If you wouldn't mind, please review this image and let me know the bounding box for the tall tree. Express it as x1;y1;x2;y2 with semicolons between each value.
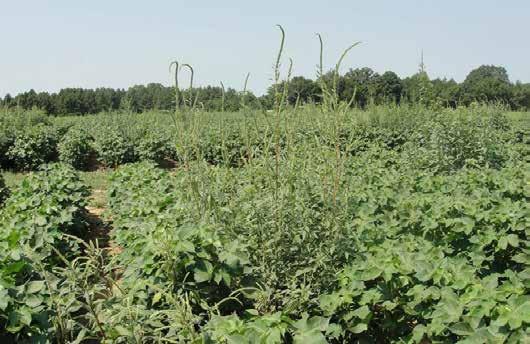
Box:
432;78;460;108
287;76;320;105
374;71;402;104
511;82;530;110
461;65;512;105
342;67;379;108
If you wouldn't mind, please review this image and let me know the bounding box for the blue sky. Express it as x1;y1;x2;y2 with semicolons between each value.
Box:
1;0;529;96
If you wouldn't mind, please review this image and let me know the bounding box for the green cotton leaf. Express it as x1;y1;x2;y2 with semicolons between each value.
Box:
59;210;72;223
449;322;474;336
461;216;475;233
412;324;426;343
245;309;259;316
319;293;342;314
349;322;368;334
193;260;214;283
194;269;212;283
506;301;530;330
440;290;464;322
176;240;195;253
414;261;434;282
34;215;48;227
351;305;370;319
151;292;162;306
226;335;248;344
221;270;232;286
462;327;504;343
382;301;397;311
0;288;9;311
24;294;43;308
71;328;87;344
307;316;329;331
325;323;343;339
292;332;327;344
360;268;382;281
519;302;530;323
506;234;519;248
263;327;283;344
292;314;330;343
445;301;463;320
115;325;132;336
219;249;249;269
512;252;530;264
25;280;45;294
214;272;223;284
17;308;33;326
497;236;508;250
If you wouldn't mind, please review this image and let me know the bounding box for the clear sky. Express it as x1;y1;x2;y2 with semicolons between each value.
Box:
1;0;529;97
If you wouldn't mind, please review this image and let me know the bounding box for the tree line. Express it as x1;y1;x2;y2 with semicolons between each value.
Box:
2;65;529;115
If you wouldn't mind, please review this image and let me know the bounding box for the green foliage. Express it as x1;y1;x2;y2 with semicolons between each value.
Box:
432;78;461;107
406;109;511;172
92;135;526;342
0;135;12;169
2;82;262;115
108;163;251;302
58;127;95;170
268;76;320;106
5;63;530;114
135;130;173;164
93;128;135;167
375;71;403;104
0;110;50;169
0;174;8;205
1;22;528;342
402;71;434;105
320;236;529;343
342;67;379;107
6;124;58;171
462;65;513;106
511;82;530;110
204;312;337;343
0;164;89;339
0;104;528;342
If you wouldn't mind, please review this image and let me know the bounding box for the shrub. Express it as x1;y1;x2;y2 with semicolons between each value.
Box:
408;111;509;172
6;124;58;171
0;109;50;129
58;128;95;170
0;135;14;169
93;129;135;168
0;174;8;204
0;110;52;170
135;130;172;164
201;128;247;166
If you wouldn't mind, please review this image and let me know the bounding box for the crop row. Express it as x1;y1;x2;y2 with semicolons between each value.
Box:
5;156;528;341
0;164;90;341
1;105;527;173
98;142;529;342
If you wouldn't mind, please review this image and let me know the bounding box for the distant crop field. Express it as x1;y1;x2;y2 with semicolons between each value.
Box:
505;110;530;121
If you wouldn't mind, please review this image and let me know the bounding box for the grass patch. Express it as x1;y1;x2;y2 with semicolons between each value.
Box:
2;169;110;191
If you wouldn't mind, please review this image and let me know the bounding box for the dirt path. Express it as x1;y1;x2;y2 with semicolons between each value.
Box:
85;189;122;255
